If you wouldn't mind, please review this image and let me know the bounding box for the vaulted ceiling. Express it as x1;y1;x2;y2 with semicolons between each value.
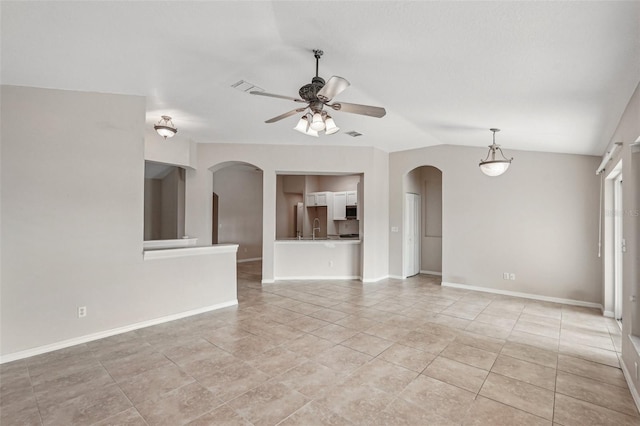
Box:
2;1;639;155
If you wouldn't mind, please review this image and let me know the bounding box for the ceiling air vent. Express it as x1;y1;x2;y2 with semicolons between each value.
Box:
345;131;363;137
231;80;264;93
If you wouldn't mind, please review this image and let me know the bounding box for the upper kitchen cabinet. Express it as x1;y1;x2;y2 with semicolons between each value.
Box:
306;191;330;207
333;192;347;220
333;191;358;220
346;191;358;206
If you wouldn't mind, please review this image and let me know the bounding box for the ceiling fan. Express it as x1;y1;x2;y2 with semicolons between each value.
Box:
250;49;386;136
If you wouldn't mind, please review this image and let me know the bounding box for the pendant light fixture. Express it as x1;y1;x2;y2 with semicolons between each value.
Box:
154;115;178;139
479;128;513;176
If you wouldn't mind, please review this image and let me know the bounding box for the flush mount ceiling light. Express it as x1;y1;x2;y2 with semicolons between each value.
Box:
479;128;513;177
154;115;177;139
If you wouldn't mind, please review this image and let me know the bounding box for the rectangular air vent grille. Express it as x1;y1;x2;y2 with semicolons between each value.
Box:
231;80;264;93
345;131;363;137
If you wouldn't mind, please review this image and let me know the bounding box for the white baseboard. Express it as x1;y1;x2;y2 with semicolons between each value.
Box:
441;281;603;310
390;274;441;280
620;358;640;413
237;257;262;264
603;310;615;318
274;275;360;281
0;299;238;364
265;275;390;284
362;275;390;283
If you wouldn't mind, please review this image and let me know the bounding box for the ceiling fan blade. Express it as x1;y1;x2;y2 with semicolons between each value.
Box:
250;91;306;103
265;107;308;123
317;76;350;102
328;102;386;118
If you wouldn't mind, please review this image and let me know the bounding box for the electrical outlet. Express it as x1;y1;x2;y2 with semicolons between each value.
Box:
503;272;509;280
509;273;516;280
77;306;87;318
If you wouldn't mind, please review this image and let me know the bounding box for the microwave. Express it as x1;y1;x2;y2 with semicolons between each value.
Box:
345;205;357;219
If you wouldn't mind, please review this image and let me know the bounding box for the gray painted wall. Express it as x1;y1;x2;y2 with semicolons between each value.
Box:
212;166;263;261
1;86;237;357
421;166;443;273
390;145;602;303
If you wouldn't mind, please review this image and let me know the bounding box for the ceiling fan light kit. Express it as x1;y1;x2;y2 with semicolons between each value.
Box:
479;128;513;177
154;115;178;139
324;115;340;135
251;49;386;137
293;114;319;137
310;112;325;131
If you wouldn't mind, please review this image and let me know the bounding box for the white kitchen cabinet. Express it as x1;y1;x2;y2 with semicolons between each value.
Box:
346;191;357;205
316;192;328;206
305;194;316;207
333;192;347;220
306;192;329;207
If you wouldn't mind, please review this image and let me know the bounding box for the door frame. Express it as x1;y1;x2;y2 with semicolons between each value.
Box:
603;160;623;321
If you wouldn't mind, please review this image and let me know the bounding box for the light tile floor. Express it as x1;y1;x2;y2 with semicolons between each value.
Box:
1;261;638;425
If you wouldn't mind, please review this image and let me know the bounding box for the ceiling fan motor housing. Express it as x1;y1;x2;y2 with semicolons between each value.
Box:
299;76;325;102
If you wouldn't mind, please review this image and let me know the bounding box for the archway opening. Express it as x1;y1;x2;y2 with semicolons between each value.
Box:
403;165;443;279
211;162;264;282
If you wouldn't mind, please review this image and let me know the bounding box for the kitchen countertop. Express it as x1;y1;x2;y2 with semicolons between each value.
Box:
275;237;360;243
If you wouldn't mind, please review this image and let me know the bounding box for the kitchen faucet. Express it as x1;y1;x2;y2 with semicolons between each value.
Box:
312;217;321;240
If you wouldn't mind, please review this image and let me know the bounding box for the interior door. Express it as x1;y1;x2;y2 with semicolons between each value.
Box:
404;193;421;277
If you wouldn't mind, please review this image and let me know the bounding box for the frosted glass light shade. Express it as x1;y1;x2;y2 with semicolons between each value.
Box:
324;116;339;135
479;160;510;176
154;115;177;139
293;116;318;137
155;126;177;138
479;129;513;176
310;112;325;131
294;116;309;134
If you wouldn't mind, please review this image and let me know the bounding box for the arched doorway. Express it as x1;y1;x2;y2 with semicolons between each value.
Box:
211;162;264;281
403;165;443;278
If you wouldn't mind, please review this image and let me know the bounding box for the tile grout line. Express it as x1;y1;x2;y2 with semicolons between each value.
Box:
25;363;46;426
473;302;519;403
96;350;150;426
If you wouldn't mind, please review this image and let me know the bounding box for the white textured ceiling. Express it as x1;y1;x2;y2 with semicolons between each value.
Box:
2;1;639;155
